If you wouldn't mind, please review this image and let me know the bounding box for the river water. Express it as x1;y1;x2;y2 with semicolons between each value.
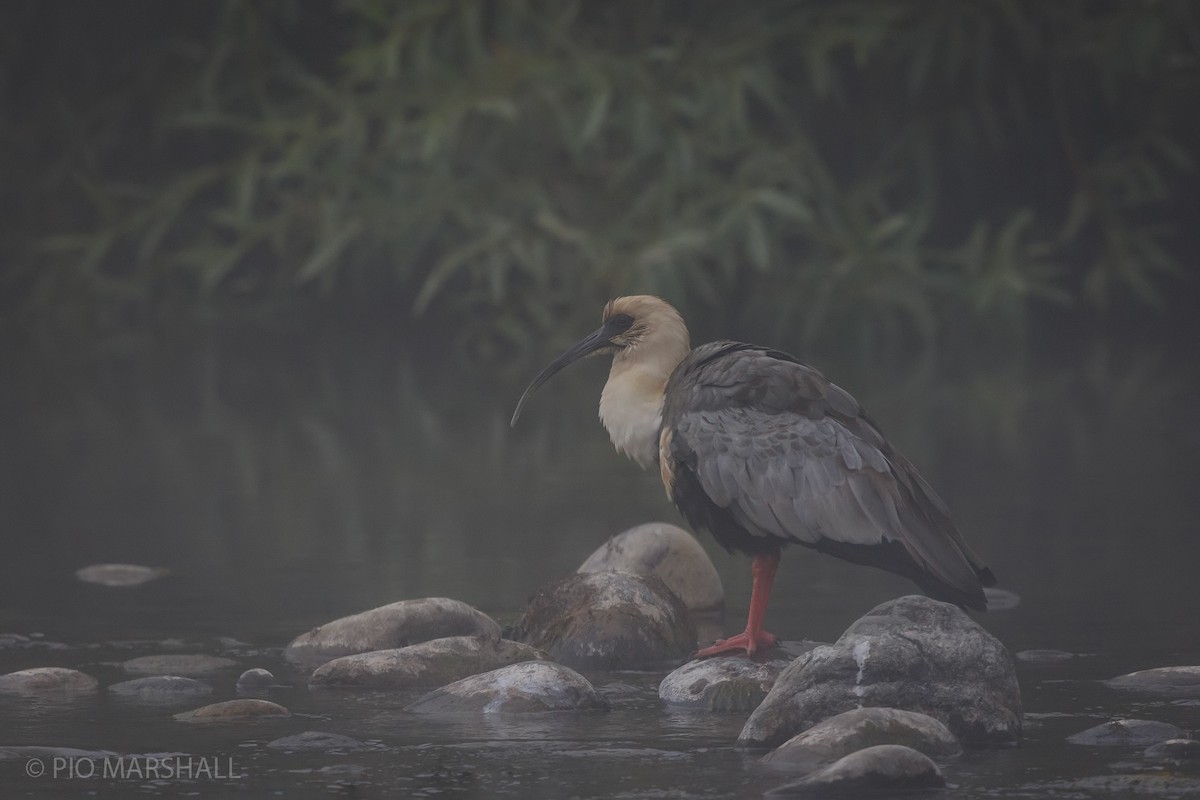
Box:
1;319;1198;797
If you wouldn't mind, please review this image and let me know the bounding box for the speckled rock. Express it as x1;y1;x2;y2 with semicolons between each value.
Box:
1067;719;1185;746
740;595;1021;748
236;668;274;692
174;699;291;722
267;731;366;752
284;598;501;666
513;571;696;670
1108;665;1200;693
762;708;962;770
0;667;98;693
107;676;213;702
405;661;606;713
120;654;238;677
310;636;545;689
578;522;724;612
659;654;792;711
75;563;168;587
765;744;945;796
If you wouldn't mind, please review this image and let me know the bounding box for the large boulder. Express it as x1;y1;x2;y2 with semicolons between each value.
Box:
0;667;98;693
513;571;696;670
659;654;793;712
284;598;501;666
1107;665;1200;693
740;595;1021;748
761;708;962;771
405;661;606;714
578;522;724;612
310;636;546;689
765;744;944;796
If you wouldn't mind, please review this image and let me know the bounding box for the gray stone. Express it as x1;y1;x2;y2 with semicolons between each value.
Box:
739;595;1021;748
1145;739;1200;762
1049;775;1200;795
75;563;168;587
1017;649;1081;664
310;636;545;689
120;654;239;677
765;744;944;796
762;707;962;770
405;661;606;714
578;522;724;612
0;667;98;693
983;587;1021;610
236;668;275;691
174;699;291;722
1067;719;1186;746
284;597;501;666
513;571;696;670
267;731;366;752
659;654;792;711
0;746;119;761
1108;666;1200;693
107;676;213;702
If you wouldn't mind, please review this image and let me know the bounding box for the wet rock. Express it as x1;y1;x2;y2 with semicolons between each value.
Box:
267;731;366;752
107;676;213;702
284;597;501;666
405;661;606;713
1017;649;1082;664
659;654;792;711
983;587;1021;610
0;633;68;651
0;667;98;693
578;522;724;612
175;699;291;722
1108;665;1200;693
75;563;168;587
762;707;962;770
1067;719;1185;746
513;571;696;670
765;744;944;796
1053;774;1200;795
310;636;544;689
121;654;238;677
1145;739;1200;762
0;746;119;761
739;595;1021;748
236;668;275;692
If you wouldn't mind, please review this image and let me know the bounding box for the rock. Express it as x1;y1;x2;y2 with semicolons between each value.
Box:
107;676;213;702
405;661;606;713
0;667;98;693
175;699;291;722
659;654;792;711
310;636;545;689
578;522;724;612
267;731;366;752
513;572;696;670
1016;649;1081;664
0;633;68;651
739;595;1021;748
983;587;1020;610
765;744;945;796
75;563;168;587
0;746;119;761
1108;666;1200;693
120;654;238;677
1067;719;1185;747
762;707;962;770
284;598;501;666
1145;739;1200;762
1051;774;1200;795
236;668;275;691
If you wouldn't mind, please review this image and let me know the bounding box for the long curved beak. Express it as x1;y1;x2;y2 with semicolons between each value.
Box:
510;323;615;428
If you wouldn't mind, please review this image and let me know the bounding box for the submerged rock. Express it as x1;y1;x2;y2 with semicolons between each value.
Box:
107;676;213;702
0;667;98;693
739;595;1021;748
1145;739;1200;762
762;707;962;770
175;699;291;722
284;598;501;666
1108;665;1200;693
765;744;944;796
578;522;724;612
310;636;545;689
267;731;366;752
659;654;792;711
1067;719;1185;747
120;654;238;677
236;668;275;692
513;571;696;670
405;661;606;714
75;563;168;587
1016;649;1083;664
0;746;119;761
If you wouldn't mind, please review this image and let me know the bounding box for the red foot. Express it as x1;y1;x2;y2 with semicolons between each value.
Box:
695;629;779;658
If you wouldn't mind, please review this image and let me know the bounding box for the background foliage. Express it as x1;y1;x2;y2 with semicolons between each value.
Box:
3;0;1197;355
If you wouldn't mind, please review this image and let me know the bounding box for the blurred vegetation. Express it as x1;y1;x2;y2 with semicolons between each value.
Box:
2;0;1197;355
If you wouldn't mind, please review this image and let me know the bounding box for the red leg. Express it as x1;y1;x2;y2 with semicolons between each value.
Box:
696;552;781;658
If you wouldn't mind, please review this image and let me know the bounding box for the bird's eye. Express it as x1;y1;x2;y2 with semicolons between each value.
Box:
608;314;635;334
